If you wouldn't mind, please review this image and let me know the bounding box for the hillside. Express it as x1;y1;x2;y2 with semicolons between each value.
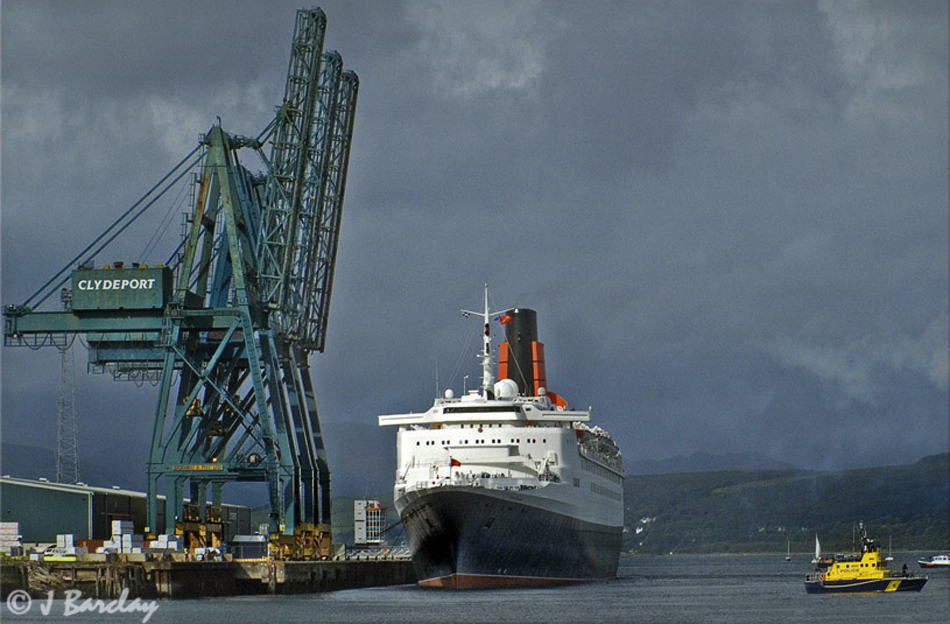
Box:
0;442;147;492
626;450;800;475
623;453;949;554
7;440;945;554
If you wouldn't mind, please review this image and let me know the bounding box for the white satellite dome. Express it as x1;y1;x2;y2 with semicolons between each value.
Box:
494;378;519;400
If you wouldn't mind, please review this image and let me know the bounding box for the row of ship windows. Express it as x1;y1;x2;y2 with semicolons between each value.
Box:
448;423;562;431
582;457;623;484
418;438;546;446
591;481;622;501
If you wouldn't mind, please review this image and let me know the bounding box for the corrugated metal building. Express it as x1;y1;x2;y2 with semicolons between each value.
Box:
0;476;252;541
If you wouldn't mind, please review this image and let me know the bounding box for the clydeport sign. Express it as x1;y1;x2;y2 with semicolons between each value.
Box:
75;277;160;291
71;266;172;311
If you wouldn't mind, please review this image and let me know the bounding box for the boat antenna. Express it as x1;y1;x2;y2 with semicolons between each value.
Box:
461;284;506;398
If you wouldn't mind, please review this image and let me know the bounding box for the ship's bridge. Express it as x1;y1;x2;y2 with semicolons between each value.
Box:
378;394;589;429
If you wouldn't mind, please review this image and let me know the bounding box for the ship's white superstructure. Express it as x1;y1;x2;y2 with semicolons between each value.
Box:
379;287;624;588
380;388;624;527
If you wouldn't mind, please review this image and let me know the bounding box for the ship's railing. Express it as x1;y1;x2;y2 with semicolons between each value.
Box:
405;474;547;492
578;442;623;472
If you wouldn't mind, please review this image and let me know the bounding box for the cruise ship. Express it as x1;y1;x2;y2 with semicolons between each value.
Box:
378;289;625;588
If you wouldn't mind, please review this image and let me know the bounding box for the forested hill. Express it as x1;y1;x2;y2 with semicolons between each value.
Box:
623;453;949;554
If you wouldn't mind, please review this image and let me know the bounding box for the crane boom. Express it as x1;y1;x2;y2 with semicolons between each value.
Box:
257;8;327;321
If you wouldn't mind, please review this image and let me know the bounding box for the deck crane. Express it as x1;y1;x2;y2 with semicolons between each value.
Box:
2;8;358;559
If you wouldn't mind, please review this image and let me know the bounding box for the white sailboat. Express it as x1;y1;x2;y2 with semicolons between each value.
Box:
811;534;821;564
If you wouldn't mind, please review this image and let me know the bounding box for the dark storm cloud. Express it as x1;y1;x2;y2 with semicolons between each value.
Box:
2;1;947;500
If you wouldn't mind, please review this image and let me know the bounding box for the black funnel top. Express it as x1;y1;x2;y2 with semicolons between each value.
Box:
503;308;538;394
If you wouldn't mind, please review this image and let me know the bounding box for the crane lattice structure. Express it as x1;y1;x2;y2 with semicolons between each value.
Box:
55;289;81;485
3;8;357;557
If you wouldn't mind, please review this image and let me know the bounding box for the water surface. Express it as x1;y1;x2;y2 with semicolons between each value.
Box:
4;553;946;624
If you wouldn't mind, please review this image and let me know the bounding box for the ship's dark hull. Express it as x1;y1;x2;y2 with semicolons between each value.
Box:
804;576;928;593
398;486;623;588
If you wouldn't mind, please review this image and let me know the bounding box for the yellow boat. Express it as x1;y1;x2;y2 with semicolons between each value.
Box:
804;524;927;593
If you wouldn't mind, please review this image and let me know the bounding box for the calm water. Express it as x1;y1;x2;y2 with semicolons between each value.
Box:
4;554;947;624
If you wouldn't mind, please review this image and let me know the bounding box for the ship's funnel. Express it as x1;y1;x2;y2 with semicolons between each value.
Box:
498;308;546;396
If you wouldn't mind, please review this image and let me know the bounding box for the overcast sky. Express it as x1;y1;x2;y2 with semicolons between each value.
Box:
2;0;947;501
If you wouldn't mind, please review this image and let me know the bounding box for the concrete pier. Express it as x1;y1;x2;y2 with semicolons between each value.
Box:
1;557;416;599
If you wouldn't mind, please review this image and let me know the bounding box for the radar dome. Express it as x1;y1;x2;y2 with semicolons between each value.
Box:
494;378;519;400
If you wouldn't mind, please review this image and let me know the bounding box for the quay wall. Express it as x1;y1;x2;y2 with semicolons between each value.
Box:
1;557;416;599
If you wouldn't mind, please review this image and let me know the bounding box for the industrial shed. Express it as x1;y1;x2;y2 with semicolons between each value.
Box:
0;476;251;541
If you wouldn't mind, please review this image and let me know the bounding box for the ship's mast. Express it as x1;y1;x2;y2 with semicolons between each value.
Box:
462;284;501;398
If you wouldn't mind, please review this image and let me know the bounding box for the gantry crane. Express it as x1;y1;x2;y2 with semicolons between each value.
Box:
3;8;358;558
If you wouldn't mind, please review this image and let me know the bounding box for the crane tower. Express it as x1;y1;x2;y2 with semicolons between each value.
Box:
56;288;81;485
3;8;358;557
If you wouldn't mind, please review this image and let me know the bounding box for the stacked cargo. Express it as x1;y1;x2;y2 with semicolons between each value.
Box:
0;521;22;555
112;519;134;536
120;533;145;552
147;534;180;551
57;533;89;555
94;521;182;553
99;520;143;553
